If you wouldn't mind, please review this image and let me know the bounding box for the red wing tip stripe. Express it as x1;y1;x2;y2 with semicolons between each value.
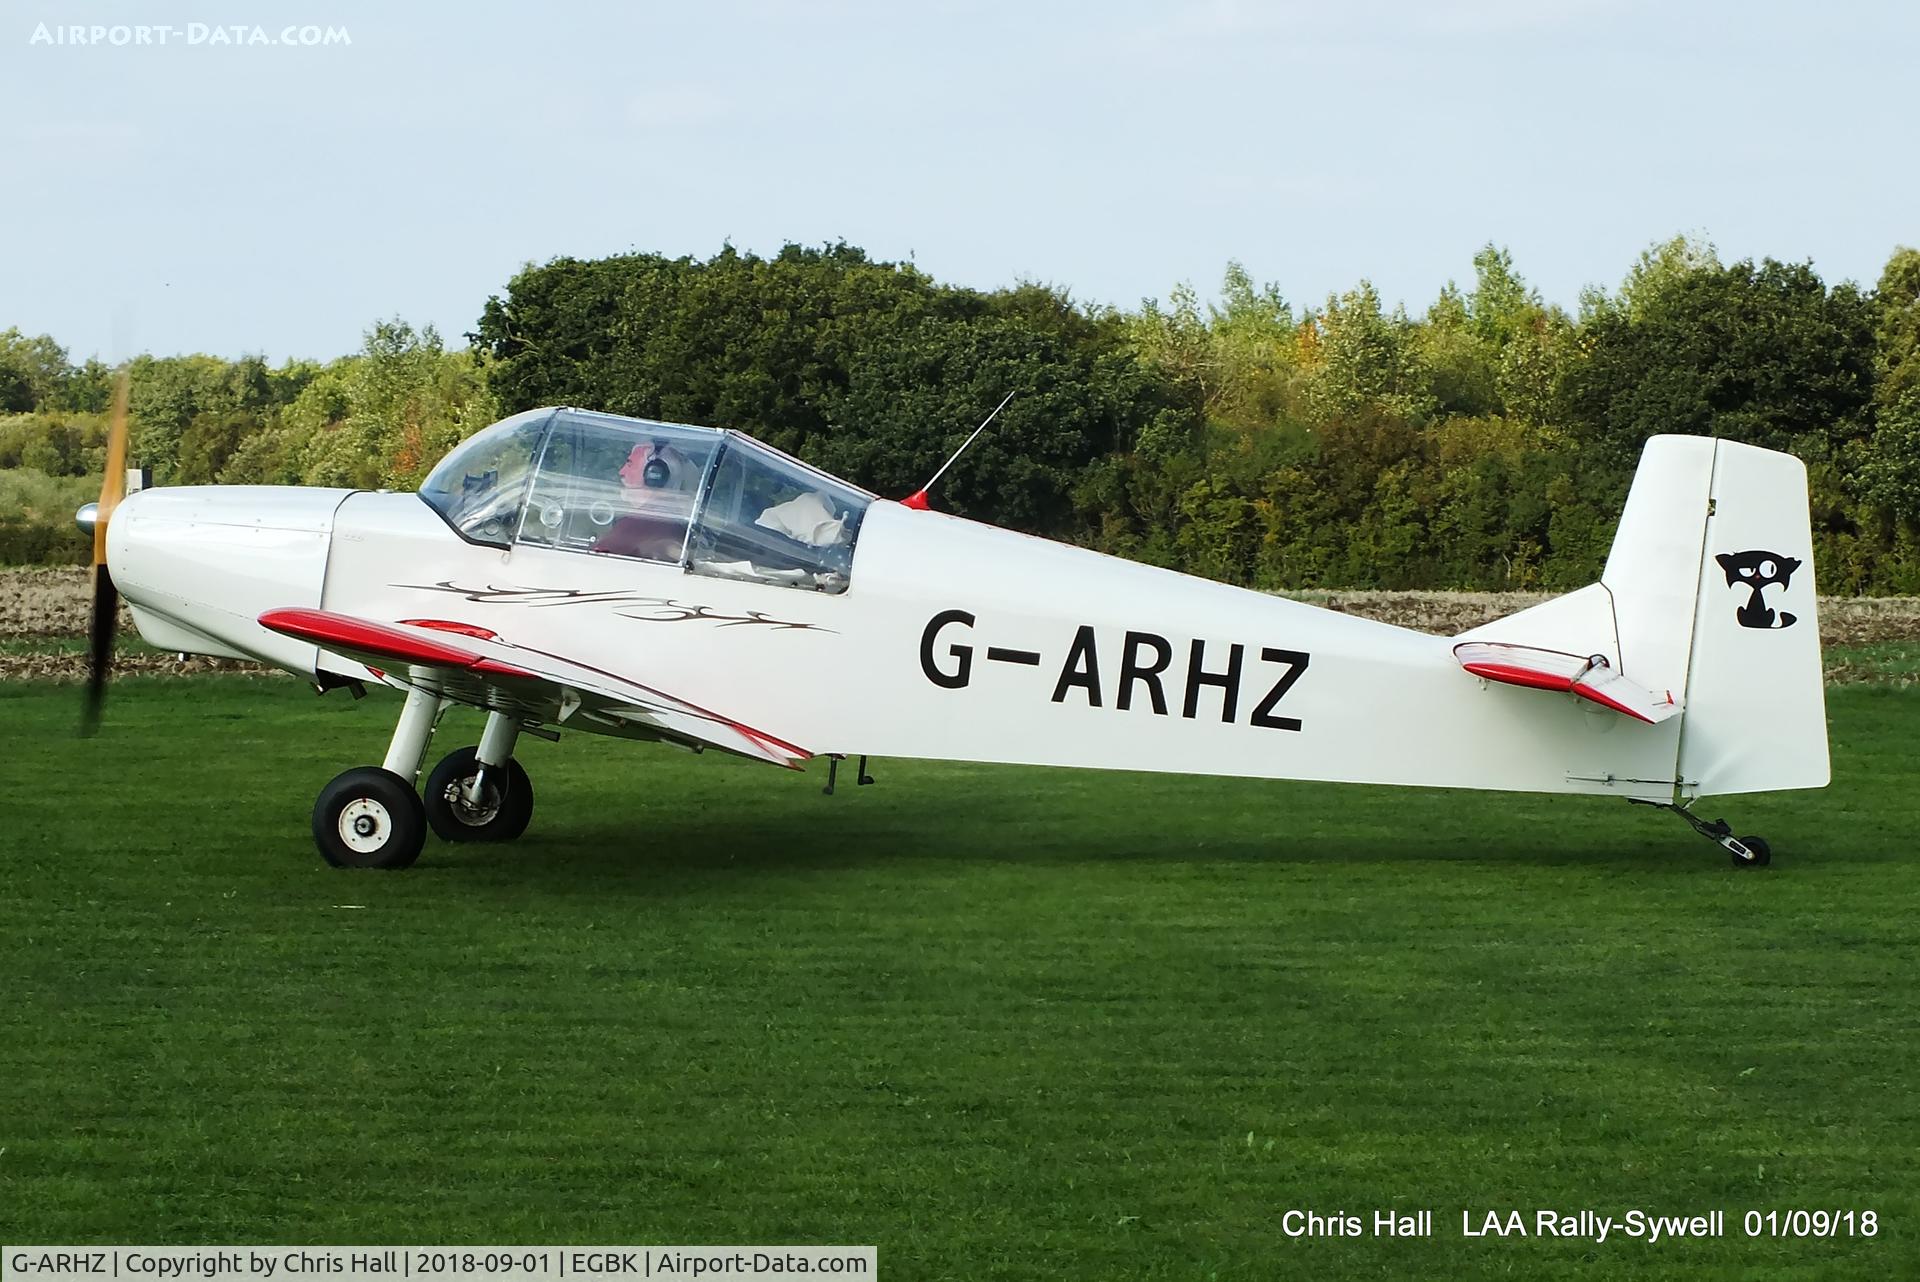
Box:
1461;661;1576;693
473;658;539;680
399;618;499;641
734;723;812;762
260;607;533;678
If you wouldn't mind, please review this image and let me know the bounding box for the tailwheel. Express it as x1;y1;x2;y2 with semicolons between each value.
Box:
1630;799;1776;869
313;767;427;869
424;746;534;842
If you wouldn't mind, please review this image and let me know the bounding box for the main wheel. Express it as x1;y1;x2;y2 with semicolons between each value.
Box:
313;767;427;869
1732;835;1772;868
423;746;534;842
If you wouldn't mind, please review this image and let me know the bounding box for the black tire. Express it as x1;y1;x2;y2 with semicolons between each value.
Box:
423;747;534;842
313;767;426;869
1733;835;1772;868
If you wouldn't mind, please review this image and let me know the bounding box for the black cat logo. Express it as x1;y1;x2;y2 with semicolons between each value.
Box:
1715;550;1800;630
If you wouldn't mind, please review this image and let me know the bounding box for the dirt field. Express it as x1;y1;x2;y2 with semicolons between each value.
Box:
0;567;251;681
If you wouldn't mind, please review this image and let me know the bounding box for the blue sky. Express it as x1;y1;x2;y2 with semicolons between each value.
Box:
4;0;1915;362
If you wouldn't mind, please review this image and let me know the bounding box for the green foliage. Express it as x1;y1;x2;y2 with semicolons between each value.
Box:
1610;234;1722;320
0;329;71;413
0;412;110;476
1417;285;1500;419
58;358;117;413
5;238;1920;594
1306;281;1435;423
475;244;934;445
0;468;94;564
125;352;318;481
0;321;488;561
1565;253;1877;484
1127;263;1294;430
1113;411;1611;592
173;411;256;485
269;321;496;490
1494;308;1575;426
1857;248;1920;532
475;245;1175;530
1466;245;1540;346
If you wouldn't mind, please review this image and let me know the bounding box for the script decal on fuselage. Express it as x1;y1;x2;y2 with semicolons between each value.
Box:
919;610;1309;731
392;581;832;632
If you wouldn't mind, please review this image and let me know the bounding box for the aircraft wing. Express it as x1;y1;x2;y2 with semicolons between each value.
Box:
258;607;810;769
1452;641;1681;725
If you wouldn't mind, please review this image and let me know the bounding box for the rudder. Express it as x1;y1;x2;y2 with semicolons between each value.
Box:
1676;439;1828;795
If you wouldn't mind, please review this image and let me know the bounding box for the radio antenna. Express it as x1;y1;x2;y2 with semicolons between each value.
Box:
901;390;1015;510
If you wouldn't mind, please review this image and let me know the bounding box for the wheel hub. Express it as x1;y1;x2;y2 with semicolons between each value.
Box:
445;774;502;826
337;798;392;853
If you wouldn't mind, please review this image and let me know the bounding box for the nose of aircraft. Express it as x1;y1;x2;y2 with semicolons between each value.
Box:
106;485;357;672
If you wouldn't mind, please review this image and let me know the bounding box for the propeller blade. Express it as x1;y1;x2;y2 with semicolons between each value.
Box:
82;566;118;735
81;369;132;736
93;369;130;565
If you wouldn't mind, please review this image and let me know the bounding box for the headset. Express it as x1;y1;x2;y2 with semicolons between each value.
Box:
642;439;671;488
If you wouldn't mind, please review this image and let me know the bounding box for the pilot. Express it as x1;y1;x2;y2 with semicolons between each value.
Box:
618;438;696;497
594;438;698;560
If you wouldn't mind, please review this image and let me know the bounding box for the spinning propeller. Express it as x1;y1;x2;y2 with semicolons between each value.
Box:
76;369;132;735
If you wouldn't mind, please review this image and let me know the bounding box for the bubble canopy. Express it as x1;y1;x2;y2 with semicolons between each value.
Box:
418;408;874;594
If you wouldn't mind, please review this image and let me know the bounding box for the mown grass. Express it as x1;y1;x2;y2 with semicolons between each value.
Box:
1;676;1916;1279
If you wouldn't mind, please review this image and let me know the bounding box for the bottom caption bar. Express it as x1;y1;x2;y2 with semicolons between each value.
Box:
3;1248;876;1281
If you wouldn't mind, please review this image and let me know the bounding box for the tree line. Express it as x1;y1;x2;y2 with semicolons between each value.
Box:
3;237;1917;592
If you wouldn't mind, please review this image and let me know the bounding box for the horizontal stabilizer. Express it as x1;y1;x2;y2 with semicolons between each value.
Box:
1453;641;1681;725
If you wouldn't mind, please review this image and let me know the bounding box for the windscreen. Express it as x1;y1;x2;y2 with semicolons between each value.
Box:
417;408;555;547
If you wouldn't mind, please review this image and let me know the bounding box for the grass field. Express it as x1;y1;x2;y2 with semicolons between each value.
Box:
2;675;1916;1279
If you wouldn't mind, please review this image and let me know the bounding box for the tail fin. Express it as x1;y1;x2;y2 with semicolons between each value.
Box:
1613;436;1828;796
1462;435;1828;798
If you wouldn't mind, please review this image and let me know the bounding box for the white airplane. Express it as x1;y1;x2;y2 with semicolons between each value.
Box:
78;398;1828;870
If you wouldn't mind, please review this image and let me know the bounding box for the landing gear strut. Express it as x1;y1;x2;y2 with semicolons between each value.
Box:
1632;799;1771;868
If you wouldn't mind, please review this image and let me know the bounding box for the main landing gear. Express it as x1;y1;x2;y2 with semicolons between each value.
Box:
1631;799;1772;868
311;689;536;869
